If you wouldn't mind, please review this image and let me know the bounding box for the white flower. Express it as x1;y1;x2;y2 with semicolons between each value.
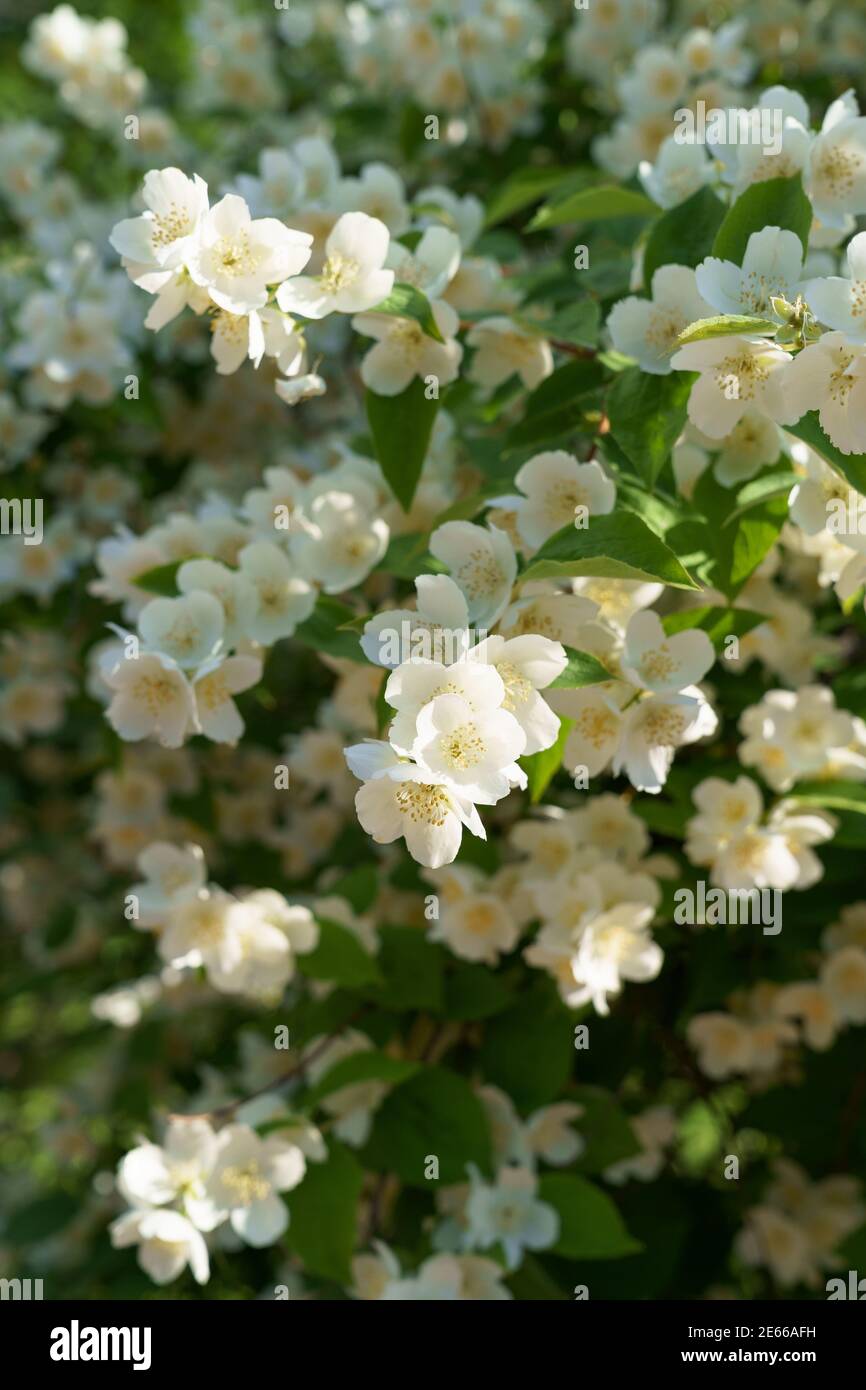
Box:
669;334;796;438
503;452;616;548
564;903;663;1014
291;492;389;592
104;649;197;748
385;225;462;299
525;1103;585;1165
138;590;225;668
206;903;294;1000
687;1013;755;1079
620;610;714;694
158;888;247;975
191;654;262;745
782;332;866;456
345;741;486;869
558;684;628;777
177;557;258;649
276;211;393;318
466;316;553;391
639;135;714;209
110;167;208;276
383;655;508;756
731;116;812;194
429;890;521;965
820;946;866;1025
735;1206;815;1288
613;688;718;793
275;372;326;406
361;573;471;668
463;1165;559;1270
739;686;866;792
129;841;207;927
806;95;866;229
186;193;312;314
801;231;866;343
429;520;517;628
696;226;804;318
199;1125;306;1247
713;412;782;486
236;540;316;643
354;299;463;396
608;264;713;374
469;633;566;754
618;45;685;115
117;1117;218;1217
334;162;409;234
110;1208;209;1286
411;693;526;801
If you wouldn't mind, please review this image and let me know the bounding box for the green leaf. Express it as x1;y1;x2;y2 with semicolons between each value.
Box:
479;978;575;1109
607;367;694;488
688;470;787;598
642;186;726;287
516;299;600;350
378;532;445;579
520;512;700;589
362;925;445;1011
439;962;514;1020
677;313;779;344
528;184;656;231
711;175;812;264
304;1050;420;1107
367;281;444;342
366;377;440;512
787;412;866;496
786;781;866;816
571;1086;641;1175
362;1066;492;1184
297;918;383;989
549;646;613;688
723;468;799;526
539;1173;641;1259
662;605;768;649
484;165;588;229
287;1140;364;1283
294;597;367;664
6;1192;78;1244
503;358;606;454
132;559;186;596
521;715;573;804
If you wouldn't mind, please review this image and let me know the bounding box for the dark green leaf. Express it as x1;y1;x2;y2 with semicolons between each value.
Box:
607;367;694;488
642;186;726;286
366;378;440;511
367;281;444;342
362;1066;492;1184
711;175;812;264
520;512;700;588
521;715;573;804
549;646;613;688
539;1173;642;1259
287;1140;364;1283
529;185;656;231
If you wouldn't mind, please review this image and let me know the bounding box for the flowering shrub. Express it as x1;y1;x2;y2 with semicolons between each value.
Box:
5;0;866;1303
